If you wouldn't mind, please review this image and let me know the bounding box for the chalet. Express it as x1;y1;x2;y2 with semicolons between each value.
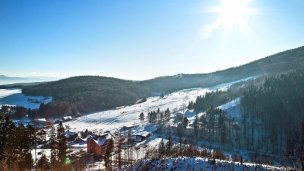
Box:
62;116;73;122
119;126;135;132
84;135;93;142
73;135;86;144
131;131;150;142
65;130;78;142
87;134;112;155
52;119;62;124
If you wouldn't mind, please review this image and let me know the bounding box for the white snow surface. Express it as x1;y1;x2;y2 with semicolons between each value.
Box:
0;89;52;109
64;77;254;132
218;97;240;110
218;98;241;120
130;157;289;171
65;88;210;132
0;89;21;98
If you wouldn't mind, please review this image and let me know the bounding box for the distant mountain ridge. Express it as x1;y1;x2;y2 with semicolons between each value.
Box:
17;45;304;116
0;75;25;80
140;45;304;92
0;75;59;85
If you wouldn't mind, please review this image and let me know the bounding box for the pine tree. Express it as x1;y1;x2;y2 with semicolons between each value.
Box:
117;135;123;169
193;114;199;137
164;108;171;121
0;115;16;169
183;117;189;128
177;123;184;138
218;112;227;144
104;139;114;168
57;121;67;165
17;124;33;170
166;135;173;154
50;125;58;167
36;154;51;170
0;114;8;161
158;139;165;157
139;112;145;124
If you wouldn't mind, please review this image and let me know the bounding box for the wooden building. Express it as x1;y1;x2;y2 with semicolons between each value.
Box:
87;134;112;155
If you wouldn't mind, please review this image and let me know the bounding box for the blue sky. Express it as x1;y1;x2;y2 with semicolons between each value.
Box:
1;0;304;80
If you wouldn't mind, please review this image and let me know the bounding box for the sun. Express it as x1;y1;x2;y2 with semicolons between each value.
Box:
213;0;255;28
200;0;256;38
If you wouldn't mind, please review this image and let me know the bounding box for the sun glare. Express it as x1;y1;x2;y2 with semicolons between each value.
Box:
200;0;256;38
214;0;255;28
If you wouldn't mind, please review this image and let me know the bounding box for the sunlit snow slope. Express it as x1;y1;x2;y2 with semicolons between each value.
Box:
65;77;253;132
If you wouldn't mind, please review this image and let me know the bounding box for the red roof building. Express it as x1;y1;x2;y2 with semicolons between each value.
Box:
87;134;112;155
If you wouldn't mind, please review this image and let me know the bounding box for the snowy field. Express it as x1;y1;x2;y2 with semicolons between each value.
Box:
64;77;253;133
0;89;52;109
130;157;290;171
64;87;210;132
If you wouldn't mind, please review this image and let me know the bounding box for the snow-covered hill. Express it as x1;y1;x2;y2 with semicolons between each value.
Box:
129;157;289;171
64;77;253;133
64;87;210;132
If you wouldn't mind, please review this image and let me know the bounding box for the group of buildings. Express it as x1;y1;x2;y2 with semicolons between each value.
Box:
65;125;151;156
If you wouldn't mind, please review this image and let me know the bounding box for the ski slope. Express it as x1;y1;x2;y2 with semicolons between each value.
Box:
64;77;253;133
65;87;210;132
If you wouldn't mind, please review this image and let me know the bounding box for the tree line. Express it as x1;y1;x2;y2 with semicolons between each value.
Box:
0;112;69;170
240;69;304;168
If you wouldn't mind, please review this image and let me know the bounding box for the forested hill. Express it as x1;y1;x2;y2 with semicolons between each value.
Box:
240;69;304;156
20;45;304;117
140;46;304;92
22;76;150;117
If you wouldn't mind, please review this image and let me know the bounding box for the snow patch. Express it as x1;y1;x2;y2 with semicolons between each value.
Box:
0;89;52;109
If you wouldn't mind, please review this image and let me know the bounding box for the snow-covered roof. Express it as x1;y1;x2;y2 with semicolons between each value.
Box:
35;118;47;122
97;138;106;145
65;130;77;138
84;135;93;141
63;116;72;120
73;136;86;142
133;131;150;137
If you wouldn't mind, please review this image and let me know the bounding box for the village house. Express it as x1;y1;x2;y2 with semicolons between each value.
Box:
130;131;150;142
62;116;73;122
65;130;78;142
73;135;86;144
87;134;113;155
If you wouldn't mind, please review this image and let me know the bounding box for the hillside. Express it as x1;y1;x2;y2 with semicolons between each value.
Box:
20;45;304;116
140;46;304;92
22;76;151;117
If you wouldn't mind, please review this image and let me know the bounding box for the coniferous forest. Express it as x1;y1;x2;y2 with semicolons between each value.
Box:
240;70;304;167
